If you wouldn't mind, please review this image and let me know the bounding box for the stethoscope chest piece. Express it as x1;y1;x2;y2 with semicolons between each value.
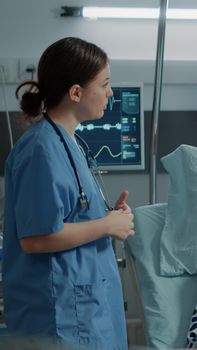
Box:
79;191;89;209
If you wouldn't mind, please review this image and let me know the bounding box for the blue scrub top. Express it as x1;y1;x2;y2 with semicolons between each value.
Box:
2;119;128;350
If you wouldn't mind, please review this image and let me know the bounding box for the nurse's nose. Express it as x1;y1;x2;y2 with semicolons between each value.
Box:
108;86;113;97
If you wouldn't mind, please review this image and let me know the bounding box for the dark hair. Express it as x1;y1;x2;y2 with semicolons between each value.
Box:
16;37;108;118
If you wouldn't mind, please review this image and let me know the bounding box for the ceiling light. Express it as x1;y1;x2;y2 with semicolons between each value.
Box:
61;6;197;20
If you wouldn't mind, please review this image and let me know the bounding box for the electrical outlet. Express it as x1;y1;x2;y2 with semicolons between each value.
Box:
18;58;38;81
0;59;10;83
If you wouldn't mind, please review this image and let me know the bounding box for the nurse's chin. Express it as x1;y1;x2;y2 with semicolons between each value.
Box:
95;111;105;119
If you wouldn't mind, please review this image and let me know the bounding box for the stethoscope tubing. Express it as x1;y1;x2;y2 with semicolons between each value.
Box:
44;113;113;211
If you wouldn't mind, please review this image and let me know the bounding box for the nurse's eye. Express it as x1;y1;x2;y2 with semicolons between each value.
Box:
102;82;110;88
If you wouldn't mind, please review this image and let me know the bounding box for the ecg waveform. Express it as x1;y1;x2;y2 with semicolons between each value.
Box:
108;96;121;111
94;145;122;159
76;123;121;132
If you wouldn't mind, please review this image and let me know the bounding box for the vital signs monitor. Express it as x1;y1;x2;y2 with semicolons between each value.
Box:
76;82;145;171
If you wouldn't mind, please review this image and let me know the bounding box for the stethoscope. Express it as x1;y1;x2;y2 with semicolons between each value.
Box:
43;112;113;212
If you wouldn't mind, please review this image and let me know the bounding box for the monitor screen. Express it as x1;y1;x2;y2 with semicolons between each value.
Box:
76;83;145;171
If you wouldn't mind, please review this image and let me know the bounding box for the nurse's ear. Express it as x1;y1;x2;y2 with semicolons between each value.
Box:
69;84;82;103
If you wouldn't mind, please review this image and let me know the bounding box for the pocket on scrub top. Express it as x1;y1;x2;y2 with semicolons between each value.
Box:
74;279;113;344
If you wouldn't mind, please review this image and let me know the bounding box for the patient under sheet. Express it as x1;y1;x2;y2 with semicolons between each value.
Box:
126;203;197;349
127;144;197;348
160;144;197;277
159;145;197;348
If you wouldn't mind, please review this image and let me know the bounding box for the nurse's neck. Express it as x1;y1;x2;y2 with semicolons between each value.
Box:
46;105;78;140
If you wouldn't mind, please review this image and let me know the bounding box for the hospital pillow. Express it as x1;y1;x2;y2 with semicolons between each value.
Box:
126;204;197;349
160;144;197;276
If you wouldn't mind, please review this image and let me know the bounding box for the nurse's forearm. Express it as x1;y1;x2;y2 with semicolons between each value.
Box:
20;209;133;253
20;218;108;253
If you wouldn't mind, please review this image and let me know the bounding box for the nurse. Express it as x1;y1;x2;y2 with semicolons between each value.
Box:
3;37;135;350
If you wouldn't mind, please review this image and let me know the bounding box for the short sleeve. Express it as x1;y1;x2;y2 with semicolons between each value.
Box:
13;145;70;239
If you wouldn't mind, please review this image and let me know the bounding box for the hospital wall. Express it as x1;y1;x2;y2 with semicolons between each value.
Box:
1;0;197;209
1;0;197;346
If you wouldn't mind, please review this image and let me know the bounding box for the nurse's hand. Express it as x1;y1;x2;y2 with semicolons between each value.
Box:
104;209;135;241
115;190;131;214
